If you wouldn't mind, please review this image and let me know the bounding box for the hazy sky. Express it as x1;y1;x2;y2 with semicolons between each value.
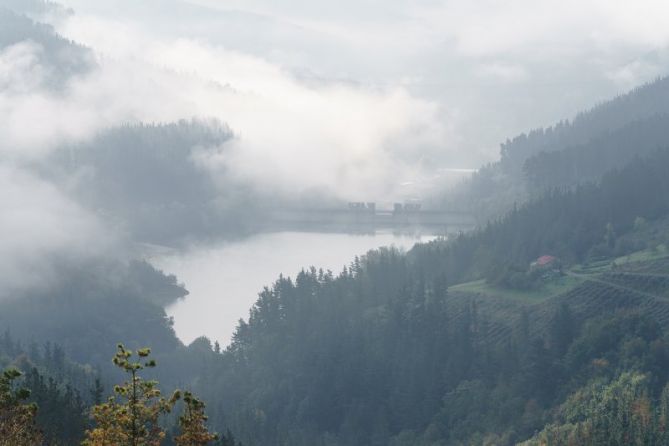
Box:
3;0;669;277
55;0;669;170
3;0;669;336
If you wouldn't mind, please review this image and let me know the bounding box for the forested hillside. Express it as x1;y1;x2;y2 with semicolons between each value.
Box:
450;77;669;220
500;77;669;172
420;148;669;286
5;2;669;445
185;147;669;445
5;89;669;445
523;114;669;194
0;6;92;88
0;332;93;445
0;257;185;366
39;120;254;244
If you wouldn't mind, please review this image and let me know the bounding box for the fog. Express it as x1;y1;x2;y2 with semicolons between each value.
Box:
56;0;669;164
152;231;436;345
3;40;446;206
6;0;669;203
7;2;669;444
0;165;113;297
2;0;669;325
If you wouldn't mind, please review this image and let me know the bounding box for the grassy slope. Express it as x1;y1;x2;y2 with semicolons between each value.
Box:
450;275;585;303
444;244;669;348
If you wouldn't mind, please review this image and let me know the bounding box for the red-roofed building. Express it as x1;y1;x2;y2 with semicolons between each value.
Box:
530;255;562;278
531;254;560;270
535;255;557;267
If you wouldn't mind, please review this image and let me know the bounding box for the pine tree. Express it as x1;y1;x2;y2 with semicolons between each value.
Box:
90;377;104;406
174;391;218;446
217;430;241;446
82;344;180;446
84;344;221;446
0;368;42;446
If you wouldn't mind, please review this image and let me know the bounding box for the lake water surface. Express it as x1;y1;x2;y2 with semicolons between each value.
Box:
152;231;437;346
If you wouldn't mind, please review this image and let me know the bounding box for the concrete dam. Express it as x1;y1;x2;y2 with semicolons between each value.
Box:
267;202;477;234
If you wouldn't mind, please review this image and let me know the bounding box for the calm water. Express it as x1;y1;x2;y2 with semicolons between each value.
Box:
151;231;437;346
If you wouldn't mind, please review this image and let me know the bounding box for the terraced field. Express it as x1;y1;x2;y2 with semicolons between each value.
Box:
447;253;669;345
450;275;585;303
616;256;669;274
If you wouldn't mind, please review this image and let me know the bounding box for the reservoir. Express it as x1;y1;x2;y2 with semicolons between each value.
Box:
152;231;438;346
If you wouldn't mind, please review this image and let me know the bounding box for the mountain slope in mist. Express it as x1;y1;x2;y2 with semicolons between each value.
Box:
5;3;669;446
180;147;669;445
0;257;186;364
38;120;254;244
450;76;669;220
0;6;92;89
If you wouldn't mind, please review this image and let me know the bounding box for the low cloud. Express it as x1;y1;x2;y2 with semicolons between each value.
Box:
0;165;114;298
52;0;669;176
4;1;669;290
0;41;48;93
475;62;530;83
1;12;455;202
0;13;453;302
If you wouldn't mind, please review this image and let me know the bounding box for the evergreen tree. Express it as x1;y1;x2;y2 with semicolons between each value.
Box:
0;368;42;446
83;345;180;446
84;344;219;446
175;391;218;446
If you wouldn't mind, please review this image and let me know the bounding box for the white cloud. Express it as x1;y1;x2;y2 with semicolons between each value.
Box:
0;41;49;93
7;0;669;198
2;0;669;308
407;0;669;57
54;0;669;173
475;62;529;83
0;166;113;297
151;38;455;199
605;59;660;89
0;12;456;201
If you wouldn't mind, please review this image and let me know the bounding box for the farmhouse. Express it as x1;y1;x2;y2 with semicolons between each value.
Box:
530;255;562;280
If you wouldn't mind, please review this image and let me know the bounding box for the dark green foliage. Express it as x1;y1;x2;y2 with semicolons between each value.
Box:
522;372;669;445
3;144;669;444
0;258;184;366
0;368;41;446
417;148;669;287
189;251;669;445
188;147;669;443
485;263;544;290
2;146;669;444
128;260;190;307
175;391;219;445
90;377;104;406
0;332;97;400
4;67;669;444
523;114;669;194
216;430;242;446
23;367;88;445
0;331;97;444
499;76;669;173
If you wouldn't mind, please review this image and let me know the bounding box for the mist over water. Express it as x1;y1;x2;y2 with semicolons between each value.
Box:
152;231;437;346
6;1;669;444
